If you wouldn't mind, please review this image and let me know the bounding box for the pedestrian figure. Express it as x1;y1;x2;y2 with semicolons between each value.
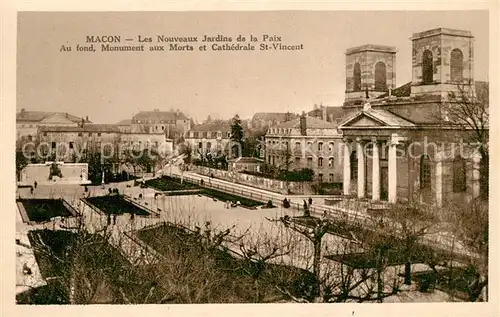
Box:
108;188;112;194
131;213;135;220
107;214;111;226
200;179;204;186
34;181;37;189
113;214;117;225
308;197;313;205
303;200;310;217
30;186;34;195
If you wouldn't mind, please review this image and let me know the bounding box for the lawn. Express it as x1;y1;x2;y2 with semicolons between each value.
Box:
145;176;200;191
18;199;73;222
146;176;264;207
84;195;150;215
138;223;317;303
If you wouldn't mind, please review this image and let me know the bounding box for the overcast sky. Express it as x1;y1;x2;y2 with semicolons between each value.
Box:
17;11;489;123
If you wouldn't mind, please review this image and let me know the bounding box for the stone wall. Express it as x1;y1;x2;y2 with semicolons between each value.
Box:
193;166;313;195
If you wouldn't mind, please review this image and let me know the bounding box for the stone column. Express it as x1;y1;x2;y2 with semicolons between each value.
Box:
472;151;481;199
388;138;398;203
357;139;366;198
343;140;351;196
435;154;443;208
372;139;380;201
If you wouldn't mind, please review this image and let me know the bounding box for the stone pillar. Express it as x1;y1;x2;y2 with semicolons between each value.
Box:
343;140;351;196
472;151;481;199
372;139;380;201
357;139;366;198
301;138;306;159
435;155;443;207
388;139;397;203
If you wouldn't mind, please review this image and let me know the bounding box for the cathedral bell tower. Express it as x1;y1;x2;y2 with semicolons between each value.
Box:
344;44;397;105
410;28;475;99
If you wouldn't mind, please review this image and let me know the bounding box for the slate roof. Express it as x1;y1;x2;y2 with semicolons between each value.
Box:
272;116;339;130
39;124;121;133
116;119;132;125
376;82;412;99
132;110;189;122
189;121;231;132
307;106;355;122
16;111;88;123
252;112;295;122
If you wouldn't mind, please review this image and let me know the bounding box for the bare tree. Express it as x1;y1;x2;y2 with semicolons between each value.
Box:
437;198;489;301
373;201;437;286
442;83;489;197
237;226;297;302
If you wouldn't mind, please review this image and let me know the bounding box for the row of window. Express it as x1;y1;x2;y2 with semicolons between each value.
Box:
267;140;336;152
198;142;223;149
190;131;230;139
268;128;292;135
422;48;464;84
45;140;163;150
43;132;106;137
352;61;387;92
134;120;183;124
267;155;335;168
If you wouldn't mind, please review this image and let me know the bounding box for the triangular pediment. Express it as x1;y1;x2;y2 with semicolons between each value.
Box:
344;114;386;127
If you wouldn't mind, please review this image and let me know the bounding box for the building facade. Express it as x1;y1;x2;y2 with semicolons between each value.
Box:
131;109;191;139
16;109;90;140
265;115;344;184
185;121;232;158
35;124;173;163
337;28;485;207
228;157;264;173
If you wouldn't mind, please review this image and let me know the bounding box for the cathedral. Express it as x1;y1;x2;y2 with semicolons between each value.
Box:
337;27;488;207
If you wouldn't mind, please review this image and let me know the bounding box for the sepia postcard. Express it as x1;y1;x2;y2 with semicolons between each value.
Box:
1;1;499;317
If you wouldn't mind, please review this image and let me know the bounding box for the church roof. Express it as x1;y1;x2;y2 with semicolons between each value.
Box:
376;82;412;99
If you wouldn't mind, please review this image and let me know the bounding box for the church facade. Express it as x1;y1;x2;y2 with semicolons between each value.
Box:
338;27;487;207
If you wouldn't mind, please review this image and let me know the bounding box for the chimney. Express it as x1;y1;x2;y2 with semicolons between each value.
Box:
21;108;26;113
81;118;85;127
86;116;89;122
300;112;307;136
322;106;327;121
